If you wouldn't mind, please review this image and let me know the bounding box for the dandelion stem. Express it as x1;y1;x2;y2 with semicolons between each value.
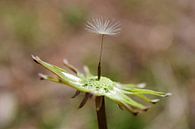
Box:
98;34;104;80
96;34;108;129
96;96;108;129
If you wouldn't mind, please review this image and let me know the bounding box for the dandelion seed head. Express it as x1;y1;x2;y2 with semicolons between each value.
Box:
33;55;171;114
85;17;121;35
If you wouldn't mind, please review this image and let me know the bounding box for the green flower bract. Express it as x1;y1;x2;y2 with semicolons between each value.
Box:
32;55;171;115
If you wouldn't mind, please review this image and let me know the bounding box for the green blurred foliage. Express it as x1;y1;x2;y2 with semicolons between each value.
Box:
61;7;88;30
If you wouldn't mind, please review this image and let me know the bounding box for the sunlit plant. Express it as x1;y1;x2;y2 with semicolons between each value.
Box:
32;17;171;129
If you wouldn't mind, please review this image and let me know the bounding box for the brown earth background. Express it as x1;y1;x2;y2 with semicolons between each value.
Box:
0;0;194;129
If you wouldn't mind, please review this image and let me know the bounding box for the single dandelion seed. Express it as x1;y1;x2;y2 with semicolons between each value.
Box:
85;17;121;81
85;17;121;36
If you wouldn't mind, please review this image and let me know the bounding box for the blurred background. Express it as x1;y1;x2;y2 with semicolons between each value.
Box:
0;0;195;129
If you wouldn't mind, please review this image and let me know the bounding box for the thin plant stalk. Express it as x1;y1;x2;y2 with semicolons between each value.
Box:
96;34;108;129
96;96;108;129
98;34;104;80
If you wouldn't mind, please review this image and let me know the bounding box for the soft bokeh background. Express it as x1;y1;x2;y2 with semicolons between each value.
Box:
0;0;194;129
